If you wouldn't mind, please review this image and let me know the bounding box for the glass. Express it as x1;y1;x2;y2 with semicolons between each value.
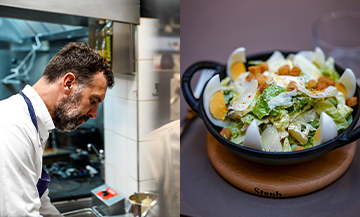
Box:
312;11;360;76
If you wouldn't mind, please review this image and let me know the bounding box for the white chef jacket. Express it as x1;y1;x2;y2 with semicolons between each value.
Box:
0;85;63;217
146;119;180;217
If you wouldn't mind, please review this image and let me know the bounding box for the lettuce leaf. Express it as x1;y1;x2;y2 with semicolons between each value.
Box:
321;57;340;82
240;113;263;126
313;98;352;131
225;121;245;145
269;110;290;132
252;84;287;119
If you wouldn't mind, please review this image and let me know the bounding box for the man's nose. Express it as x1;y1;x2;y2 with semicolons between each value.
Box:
88;108;98;119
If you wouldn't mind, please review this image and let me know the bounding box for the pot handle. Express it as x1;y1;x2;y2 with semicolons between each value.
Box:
333;125;360;149
181;61;225;117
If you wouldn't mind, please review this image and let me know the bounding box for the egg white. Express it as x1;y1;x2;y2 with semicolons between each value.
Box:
203;74;230;128
243;121;263;151
226;47;246;80
337;68;356;98
313;112;337;146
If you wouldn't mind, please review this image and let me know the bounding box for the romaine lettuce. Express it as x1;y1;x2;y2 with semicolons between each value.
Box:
252;84;287;119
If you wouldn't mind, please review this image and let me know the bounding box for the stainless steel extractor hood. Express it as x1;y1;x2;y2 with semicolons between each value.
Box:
0;17;88;44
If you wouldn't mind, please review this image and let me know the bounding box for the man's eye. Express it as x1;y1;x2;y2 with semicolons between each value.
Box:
91;100;96;104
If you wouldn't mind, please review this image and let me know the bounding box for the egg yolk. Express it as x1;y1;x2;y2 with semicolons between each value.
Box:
313;128;320;142
335;82;347;97
209;90;228;120
230;62;246;81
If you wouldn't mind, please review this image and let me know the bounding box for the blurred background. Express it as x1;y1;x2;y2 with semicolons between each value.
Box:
180;0;360;120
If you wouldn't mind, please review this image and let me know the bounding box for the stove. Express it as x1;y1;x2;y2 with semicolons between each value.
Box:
44;157;104;202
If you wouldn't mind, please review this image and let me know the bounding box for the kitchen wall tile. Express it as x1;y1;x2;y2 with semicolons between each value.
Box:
138;60;159;101
104;130;114;165
127;138;138;180
138;101;164;141
108;73;127;98
112;133;128;172
126;99;138;141
113;168;128;197
104;96;114;131
138;18;158;61
139;180;155;192
105;163;115;191
127;177;138;197
126;74;138;100
139;141;155;181
112;97;127;137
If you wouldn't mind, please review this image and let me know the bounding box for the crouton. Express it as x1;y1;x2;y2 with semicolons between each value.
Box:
290;66;301;76
346;97;358;107
316;79;328;90
287;81;298;90
248;66;262;75
308;79;317;89
294;145;305;151
220;128;232;139
246;73;255;82
259;62;269;73
318;76;335;87
278;65;290;75
259;83;269;94
326;77;335;86
255;73;267;87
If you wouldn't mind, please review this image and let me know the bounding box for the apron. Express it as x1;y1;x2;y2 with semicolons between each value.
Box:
19;91;50;199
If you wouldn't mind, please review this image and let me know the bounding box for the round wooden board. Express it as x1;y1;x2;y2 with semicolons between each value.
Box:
207;133;356;198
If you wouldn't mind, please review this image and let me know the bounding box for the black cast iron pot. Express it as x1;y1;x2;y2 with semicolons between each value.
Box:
182;51;360;165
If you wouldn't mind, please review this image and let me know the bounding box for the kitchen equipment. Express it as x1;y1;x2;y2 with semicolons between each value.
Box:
55;125;103;151
70;149;90;168
134;192;141;203
207;133;356;197
62;208;102;217
181;52;360;165
87;143;105;181
127;192;159;217
91;184;125;216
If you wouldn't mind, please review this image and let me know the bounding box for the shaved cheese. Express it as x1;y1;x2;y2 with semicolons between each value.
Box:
268;89;297;109
229;78;258;111
295;84;338;98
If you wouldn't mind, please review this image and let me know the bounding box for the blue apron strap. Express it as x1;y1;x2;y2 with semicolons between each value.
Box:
19;91;38;132
19;91;50;198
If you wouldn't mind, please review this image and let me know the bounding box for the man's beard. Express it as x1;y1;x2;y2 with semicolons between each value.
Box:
53;90;91;132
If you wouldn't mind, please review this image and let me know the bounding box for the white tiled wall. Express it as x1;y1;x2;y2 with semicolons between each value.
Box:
104;18;160;196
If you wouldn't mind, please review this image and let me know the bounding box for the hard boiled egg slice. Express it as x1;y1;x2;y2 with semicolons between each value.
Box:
243;121;263;151
313;112;337;146
335;68;356;98
203;74;231;128
227;47;247;81
312;47;326;68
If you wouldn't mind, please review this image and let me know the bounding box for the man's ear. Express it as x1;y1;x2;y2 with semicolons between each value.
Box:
62;73;76;95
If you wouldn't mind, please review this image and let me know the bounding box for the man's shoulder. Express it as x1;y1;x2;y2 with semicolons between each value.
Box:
0;94;27;124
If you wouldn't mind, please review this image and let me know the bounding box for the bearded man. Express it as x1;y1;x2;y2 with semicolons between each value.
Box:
0;42;114;216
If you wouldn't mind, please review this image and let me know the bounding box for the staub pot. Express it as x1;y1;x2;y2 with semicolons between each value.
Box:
181;51;360;165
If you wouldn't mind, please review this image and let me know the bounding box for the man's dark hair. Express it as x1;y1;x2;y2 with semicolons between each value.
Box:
43;42;114;88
